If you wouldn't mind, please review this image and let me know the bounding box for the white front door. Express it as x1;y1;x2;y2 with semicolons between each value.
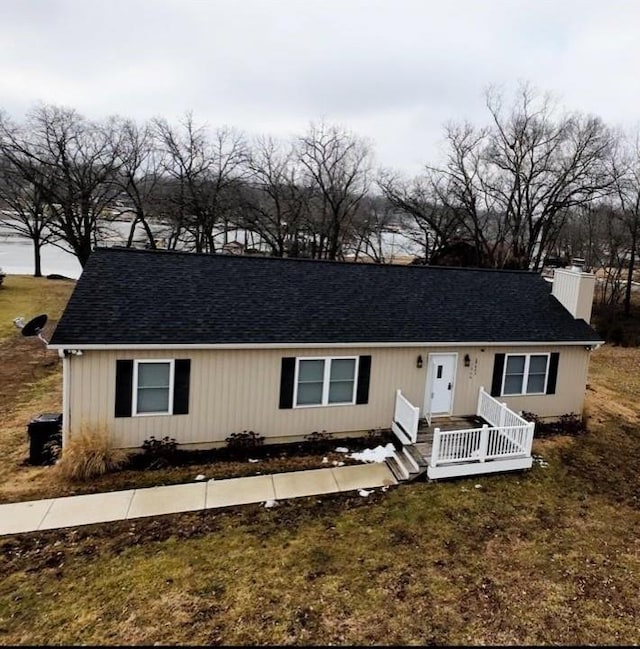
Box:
426;353;457;415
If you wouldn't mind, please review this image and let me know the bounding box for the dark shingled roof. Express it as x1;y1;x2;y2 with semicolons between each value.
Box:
49;247;602;346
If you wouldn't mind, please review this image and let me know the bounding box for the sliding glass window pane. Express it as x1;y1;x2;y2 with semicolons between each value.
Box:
505;356;525;374
138;363;170;388
526;356;548;393
328;359;356;404
328;381;354;403
137;387;170;413
297;382;323;405
529;355;548;374
503;355;525;394
330;359;355;381
526;374;546;393
503;374;524;395
298;360;324;382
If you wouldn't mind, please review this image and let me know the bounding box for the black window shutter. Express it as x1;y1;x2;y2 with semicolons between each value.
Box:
279;357;296;409
491;354;505;397
115;359;133;417
173;359;191;414
546;352;560;394
356;355;372;404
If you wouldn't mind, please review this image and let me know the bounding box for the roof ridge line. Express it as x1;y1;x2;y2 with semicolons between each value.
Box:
93;247;540;275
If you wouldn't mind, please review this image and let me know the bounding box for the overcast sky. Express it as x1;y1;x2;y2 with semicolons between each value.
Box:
1;0;639;175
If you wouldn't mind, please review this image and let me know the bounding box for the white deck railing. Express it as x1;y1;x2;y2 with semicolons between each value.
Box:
477;386;529;428
430;423;534;466
392;389;420;444
430;387;535;468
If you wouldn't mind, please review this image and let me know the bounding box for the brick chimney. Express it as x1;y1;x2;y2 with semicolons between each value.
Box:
551;258;596;323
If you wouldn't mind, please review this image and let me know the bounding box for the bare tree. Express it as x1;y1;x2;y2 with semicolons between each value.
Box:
555;202;631;306
342;194;399;263
484;85;614;269
154;115;247;253
400;84;616;270
297;122;373;260
378;169;465;262
607;131;640;313
111;118;166;249
0;115;57;276
0;105;124;266
239;136;312;257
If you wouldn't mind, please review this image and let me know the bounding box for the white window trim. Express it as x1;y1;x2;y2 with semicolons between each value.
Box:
132;359;175;416
501;353;550;396
293;356;359;408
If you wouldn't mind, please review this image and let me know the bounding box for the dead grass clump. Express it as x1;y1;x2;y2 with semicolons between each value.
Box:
56;426;129;481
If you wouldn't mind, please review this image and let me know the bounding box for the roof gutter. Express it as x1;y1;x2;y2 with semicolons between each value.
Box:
48;340;605;351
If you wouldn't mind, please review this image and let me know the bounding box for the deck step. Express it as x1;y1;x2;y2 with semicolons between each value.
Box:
386;455;410;482
401;445;420;472
404;444;428;469
386;446;430;483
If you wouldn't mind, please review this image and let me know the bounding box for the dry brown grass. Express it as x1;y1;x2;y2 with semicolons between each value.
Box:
55;425;129;482
0;276;73;502
585;345;640;420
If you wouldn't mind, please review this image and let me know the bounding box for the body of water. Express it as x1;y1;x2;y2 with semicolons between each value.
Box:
0;219;422;279
0;239;83;278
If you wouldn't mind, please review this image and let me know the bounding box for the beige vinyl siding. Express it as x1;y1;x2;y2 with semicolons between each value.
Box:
66;344;592;449
440;345;590;416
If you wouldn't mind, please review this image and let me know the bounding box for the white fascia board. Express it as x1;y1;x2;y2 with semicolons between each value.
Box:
48;340;604;351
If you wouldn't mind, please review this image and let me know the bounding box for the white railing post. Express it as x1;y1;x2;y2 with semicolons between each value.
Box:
411;405;419;444
499;402;507;428
477;386;485;417
431;427;441;467
393;389;398;433
527;422;535;453
479;424;489;462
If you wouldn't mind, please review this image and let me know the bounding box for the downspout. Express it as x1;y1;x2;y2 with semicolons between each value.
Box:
58;349;70;447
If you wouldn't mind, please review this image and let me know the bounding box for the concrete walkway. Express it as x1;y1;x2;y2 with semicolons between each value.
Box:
0;463;396;537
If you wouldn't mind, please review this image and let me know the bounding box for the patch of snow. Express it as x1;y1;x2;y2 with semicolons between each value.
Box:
194;474;206;481
332;460;345;467
322;456;329;464
474;484;482;489
358;489;373;497
248;458;260;463
349;442;396;463
263;499;278;508
335;446;349;453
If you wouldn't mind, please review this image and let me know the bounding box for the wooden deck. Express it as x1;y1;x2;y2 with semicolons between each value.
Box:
391;388;535;481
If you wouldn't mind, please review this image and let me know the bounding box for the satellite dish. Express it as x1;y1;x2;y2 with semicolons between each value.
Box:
13;313;49;346
21;314;48;337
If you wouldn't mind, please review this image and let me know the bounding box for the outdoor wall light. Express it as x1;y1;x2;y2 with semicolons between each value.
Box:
416;355;423;369
464;354;471;367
